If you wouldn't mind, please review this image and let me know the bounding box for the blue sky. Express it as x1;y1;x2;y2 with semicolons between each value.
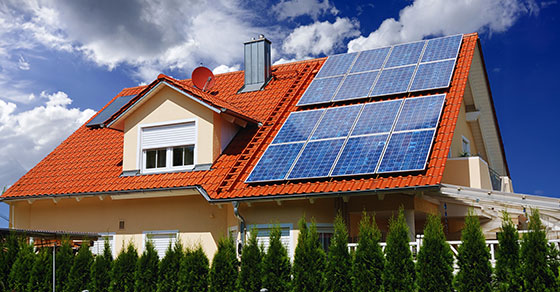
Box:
0;0;557;227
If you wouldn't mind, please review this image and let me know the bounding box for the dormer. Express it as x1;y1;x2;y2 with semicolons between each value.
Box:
106;75;258;175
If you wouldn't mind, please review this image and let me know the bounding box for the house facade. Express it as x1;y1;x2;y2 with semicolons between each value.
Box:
3;33;560;259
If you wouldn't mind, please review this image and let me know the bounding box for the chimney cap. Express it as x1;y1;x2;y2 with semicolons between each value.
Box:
244;34;271;45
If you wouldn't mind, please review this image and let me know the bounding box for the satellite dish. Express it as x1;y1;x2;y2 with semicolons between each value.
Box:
192;66;216;91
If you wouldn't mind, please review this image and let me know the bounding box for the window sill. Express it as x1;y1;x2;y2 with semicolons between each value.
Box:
120;163;212;177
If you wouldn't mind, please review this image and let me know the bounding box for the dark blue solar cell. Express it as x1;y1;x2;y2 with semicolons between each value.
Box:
246;143;305;182
288;139;345;179
333;71;379;102
385;41;426;68
370;65;416;97
350;47;391;73
421;35;462;62
87;95;135;127
331;134;388;176
297;76;343;106
272;110;324;144
352;99;403;135
409;60;455;91
315;52;358;78
312;104;362;140
394;94;445;131
377;130;436;173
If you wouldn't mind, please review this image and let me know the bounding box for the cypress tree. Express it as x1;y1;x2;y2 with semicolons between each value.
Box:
292;216;308;292
494;211;521;292
262;225;291;292
9;239;35;291
292;217;326;292
454;211;492;292
56;238;73;292
0;232;19;291
548;242;560;283
135;239;159;292
239;229;263;292
383;208;415;292
65;242;94;292
90;238;113;292
352;212;384;291
157;240;183;292
209;237;239;292
520;209;557;291
27;247;53;292
110;242;138;292
179;245;209;292
325;213;352;292
416;213;454;292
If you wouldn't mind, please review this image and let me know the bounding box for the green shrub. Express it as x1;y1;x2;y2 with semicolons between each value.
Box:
325;213;352;292
66;242;94;292
262;225;291;292
9;240;36;291
239;229;263;292
416;213;453;292
90;238;113;292
494;211;521;291
209;237;239;292
157;240;183;292
27;247;52;292
383;208;415;292
520;209;558;291
135;239;159;292
179;245;209;292
352;212;384;291
454;211;492;292
0;232;19;290
292;217;326;292
110;242;138;292
56;238;73;292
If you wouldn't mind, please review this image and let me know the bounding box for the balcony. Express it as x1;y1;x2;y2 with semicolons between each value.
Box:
442;156;513;192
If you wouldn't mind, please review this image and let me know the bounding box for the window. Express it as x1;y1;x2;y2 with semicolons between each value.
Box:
461;136;471;156
250;224;293;258
143;230;178;259
140;120;196;173
315;224;334;252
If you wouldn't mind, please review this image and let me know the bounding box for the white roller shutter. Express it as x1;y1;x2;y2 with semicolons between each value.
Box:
255;226;292;258
142;122;195;149
91;234;114;256
146;232;177;259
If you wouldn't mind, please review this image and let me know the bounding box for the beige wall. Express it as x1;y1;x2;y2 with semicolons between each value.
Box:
442;157;493;190
450;100;478;158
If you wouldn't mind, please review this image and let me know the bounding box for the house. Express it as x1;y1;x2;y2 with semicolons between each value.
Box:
2;33;560;259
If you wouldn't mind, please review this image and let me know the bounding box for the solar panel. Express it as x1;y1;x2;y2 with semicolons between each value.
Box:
287;139;345;179
409;60;455;92
331;134;388;176
350;47;391;73
297;76;343;106
333;71;379;102
394;95;445;131
86;95;135;127
246;143;305;182
352;99;403;136
384;41;426;68
421;35;462;63
315;52;358;78
311;105;362;140
370;65;416;97
272;109;324;144
377;130;436;173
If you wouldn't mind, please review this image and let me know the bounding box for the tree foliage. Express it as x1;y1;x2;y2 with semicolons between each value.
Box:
9;239;35;291
239;229;263;292
179;245;209;292
494;211;521;292
416;213;454;292
110;242;138;292
325;213;352;292
157;240;183;292
135;239;159;292
352;212;384;292
0;233;19;291
66;242;94;292
209;237;239;292
520;209;558;291
262;225;291;292
27;247;52;292
56;238;73;292
90;238;113;292
454;211;492;292
292;216;326;292
383;208;415;292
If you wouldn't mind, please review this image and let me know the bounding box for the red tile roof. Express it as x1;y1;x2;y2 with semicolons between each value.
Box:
1;34;479;201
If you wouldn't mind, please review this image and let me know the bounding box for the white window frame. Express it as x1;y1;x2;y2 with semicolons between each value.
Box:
138;119;198;174
91;232;116;258
461;135;471;156
142;230;179;258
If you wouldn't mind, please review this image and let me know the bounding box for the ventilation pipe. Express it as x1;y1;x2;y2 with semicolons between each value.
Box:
238;34;272;93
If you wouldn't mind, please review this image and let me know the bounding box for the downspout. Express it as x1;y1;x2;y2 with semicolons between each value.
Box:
232;201;246;253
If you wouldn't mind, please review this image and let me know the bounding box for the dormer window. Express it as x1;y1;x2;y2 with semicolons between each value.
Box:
140;120;196;173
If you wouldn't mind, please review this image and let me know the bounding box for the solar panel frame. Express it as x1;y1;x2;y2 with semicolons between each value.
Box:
370;65;416;97
272;109;325;144
332;71;380;102
409;59;456;92
297;76;344;106
315;52;359;78
376;129;437;174
245;142;306;182
349;47;391;73
421;34;463;63
286;138;346;180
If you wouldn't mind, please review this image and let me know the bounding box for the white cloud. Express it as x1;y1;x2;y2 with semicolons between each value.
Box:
348;0;539;52
17;55;30;70
283;17;360;59
213;64;240;74
0;91;95;187
272;0;339;20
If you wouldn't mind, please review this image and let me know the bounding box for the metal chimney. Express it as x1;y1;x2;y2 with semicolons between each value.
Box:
239;34;271;93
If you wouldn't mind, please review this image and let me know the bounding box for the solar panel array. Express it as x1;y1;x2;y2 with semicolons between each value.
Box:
87;95;136;127
246;94;446;183
297;35;462;106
